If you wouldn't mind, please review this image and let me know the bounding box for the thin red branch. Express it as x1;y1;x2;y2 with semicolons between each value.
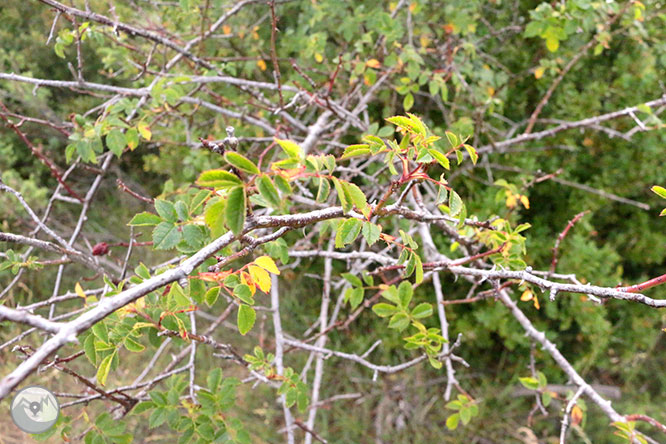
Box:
116;178;154;204
618;273;666;294
624;414;666;434
0;101;84;202
327;55;343;96
448;243;507;266
550;211;589;274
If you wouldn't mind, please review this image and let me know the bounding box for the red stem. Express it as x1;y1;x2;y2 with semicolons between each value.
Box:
0;101;84;202
624;414;666;434
116;178;154;204
550;211;589;274
618;273;666;294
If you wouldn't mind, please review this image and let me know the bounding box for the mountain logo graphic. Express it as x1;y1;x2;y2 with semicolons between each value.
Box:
10;386;59;434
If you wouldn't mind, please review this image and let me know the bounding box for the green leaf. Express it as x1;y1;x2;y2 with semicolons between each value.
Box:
206;368;223;394
84;334;96;365
428;355;443;369
155;199;178;222
455;150;464;165
407;113;426;136
446;413;459;430
445;400;462;410
92;322;109;343
197;169;242;189
445;131;459;148
125;127;139;150
132;401;155;415
106;129;126;157
204;287;220;306
97;350;115;386
514;223;531;234
386;115;415;132
460;406;472;424
519;376;539;390
226;186;246;235
182;224;205;248
344;182;370;217
257;175;281;208
275;139;303;159
170;283;190;307
149;407;168;429
388;312;410;331
449;189;463;216
348;287;364;309
316;177;331;202
335;218;363;248
414;254;423;284
362;221;381;246
124;337;145;352
545;36;559;52
377;126;394;137
411;302;433;319
398;281;413;308
190;190;211;214
428;149;450;169
174;200;188;221
332;177;352;212
372;303;398;317
274;175;293;195
341;273;363;287
403;93;414;111
205;199;226;238
637;103;653;115
464;144;478;165
234;284;254;304
189;278;205;304
152;222;182;250
341;144;371;159
76;139;97;163
224;151;259;175
237;304;256;335
127;212;161;226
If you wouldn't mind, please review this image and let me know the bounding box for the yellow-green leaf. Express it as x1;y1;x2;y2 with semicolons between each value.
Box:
344;182;370;217
464;144;478;165
96;350;115;386
341;144;371;159
197;170;241;189
428;149;450;170
224;151;259;175
137;122;151;141
335;218;362;248
124;337;145;352
545;36;559;52
332;177;352;212
275;139;303;159
651;185;666;199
